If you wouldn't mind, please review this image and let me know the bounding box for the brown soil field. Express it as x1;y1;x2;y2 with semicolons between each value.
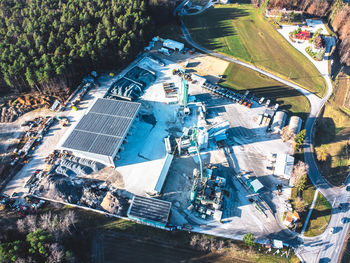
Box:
334;73;350;109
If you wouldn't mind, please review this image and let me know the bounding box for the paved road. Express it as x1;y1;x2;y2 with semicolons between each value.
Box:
180;19;350;263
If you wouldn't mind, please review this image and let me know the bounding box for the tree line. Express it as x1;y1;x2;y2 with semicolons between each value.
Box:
252;0;350;66
0;0;155;95
0;210;77;262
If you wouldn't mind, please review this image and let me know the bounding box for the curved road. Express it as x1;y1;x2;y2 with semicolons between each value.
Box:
180;18;350;263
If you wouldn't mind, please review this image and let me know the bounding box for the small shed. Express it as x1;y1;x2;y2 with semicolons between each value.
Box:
127;195;172;228
163;39;184;52
273;240;284;249
249;179;264;193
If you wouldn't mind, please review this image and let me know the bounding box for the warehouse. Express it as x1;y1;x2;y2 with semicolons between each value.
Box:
60;98;140;167
289;116;302;135
271;111;287;133
127;195;172;228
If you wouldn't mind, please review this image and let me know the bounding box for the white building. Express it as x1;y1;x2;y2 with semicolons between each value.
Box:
274;153;294;180
271;111;287;133
289;116;302;135
163;39;184;52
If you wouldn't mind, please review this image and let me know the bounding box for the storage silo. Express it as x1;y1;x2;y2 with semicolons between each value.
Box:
289;116;302;134
271;111;287;133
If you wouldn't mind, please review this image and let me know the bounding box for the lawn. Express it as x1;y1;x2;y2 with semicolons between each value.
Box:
220;63;310;119
304;192;331;237
290;181;315;233
290;183;331;237
183;3;327;97
314;102;350;186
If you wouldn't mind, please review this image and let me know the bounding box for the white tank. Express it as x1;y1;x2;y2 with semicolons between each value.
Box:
289;116;302;134
271;111;287;132
197;130;208;149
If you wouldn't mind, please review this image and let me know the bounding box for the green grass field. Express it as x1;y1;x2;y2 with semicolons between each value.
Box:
314;102;350;186
221;63;310;118
183;3;327;97
304;192;331;237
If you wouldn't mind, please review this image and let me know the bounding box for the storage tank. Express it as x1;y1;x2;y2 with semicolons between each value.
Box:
289;116;302;134
164;136;171;154
271;111;287;133
197;130;209;149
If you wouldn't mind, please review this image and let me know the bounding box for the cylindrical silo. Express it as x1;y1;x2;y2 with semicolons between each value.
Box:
289;116;302;134
271;111;287;133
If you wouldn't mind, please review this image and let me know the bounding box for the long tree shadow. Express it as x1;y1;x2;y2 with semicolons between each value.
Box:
183;6;249;50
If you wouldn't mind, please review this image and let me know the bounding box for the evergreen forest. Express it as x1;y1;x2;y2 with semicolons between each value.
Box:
0;0;154;94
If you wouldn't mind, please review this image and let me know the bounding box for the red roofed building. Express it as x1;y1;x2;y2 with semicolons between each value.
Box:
294;31;311;40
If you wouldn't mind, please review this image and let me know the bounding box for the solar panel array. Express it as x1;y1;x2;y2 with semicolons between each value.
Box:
62;98;140;157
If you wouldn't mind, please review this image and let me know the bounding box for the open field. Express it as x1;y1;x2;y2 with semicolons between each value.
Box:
334;73;350;110
315;102;350;186
304;192;331;237
85;211;298;263
220;63;310;119
183;3;327;97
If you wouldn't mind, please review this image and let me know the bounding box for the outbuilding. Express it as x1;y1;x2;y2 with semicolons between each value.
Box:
127;195;172;228
163;39;184;52
271;111;287;133
274;153;294;180
289;116;302;134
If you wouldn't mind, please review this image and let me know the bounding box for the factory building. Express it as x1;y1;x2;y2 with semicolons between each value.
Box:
271;111;287;133
60;98;140;167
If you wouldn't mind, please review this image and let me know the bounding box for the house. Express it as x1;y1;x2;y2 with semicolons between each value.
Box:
265;8;303;18
294;31;311;41
283;211;300;226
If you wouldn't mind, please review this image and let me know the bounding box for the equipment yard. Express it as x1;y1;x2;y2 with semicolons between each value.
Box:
1;40;300;245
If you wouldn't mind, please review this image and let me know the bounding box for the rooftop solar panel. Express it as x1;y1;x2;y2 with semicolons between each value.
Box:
61;98;140;158
88;135;122;156
128;195;171;226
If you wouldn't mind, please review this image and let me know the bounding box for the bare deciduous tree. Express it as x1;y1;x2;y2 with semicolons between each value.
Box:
281;126;295;142
24;215;37;232
47;243;65;263
293;196;307;212
16;219;26;233
291;161;309;191
40;212;52;231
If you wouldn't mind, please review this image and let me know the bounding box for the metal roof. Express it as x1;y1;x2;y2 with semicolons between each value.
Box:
163;39;184;51
62;98;140;157
275;153;295;179
127;195;171;226
154;154;174;194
